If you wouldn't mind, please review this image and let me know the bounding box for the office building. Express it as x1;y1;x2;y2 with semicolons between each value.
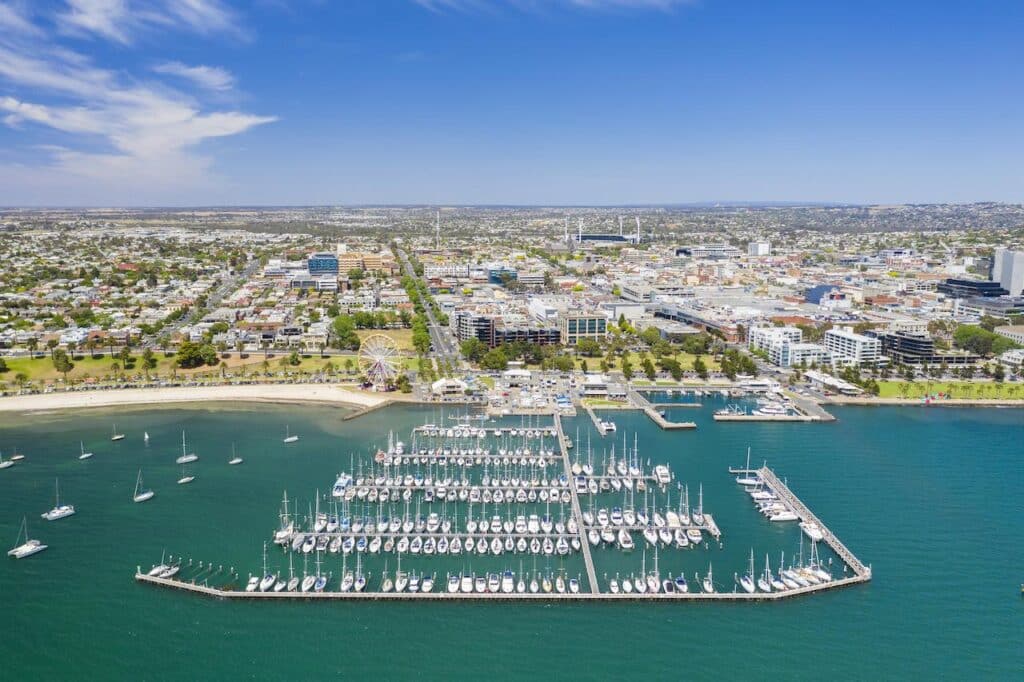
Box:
307;252;339;276
559;312;608;345
937;278;1008;299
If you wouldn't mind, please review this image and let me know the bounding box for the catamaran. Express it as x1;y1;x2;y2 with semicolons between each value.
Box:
283;426;299;444
42;478;76;521
111;424;125;441
8;517;47;559
78;441;93;460
176;431;198;464
133;469;155;503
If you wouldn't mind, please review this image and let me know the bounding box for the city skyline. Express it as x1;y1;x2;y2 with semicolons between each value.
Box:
1;0;1022;206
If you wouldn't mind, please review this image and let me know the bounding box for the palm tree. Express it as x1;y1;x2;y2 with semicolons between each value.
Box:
46;339;58;360
26;337;38;359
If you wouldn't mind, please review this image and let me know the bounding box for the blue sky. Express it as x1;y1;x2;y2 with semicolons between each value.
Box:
0;0;1022;206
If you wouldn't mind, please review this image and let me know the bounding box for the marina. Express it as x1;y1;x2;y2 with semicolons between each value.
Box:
131;413;868;601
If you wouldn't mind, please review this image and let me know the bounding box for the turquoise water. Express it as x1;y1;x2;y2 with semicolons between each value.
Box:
1;402;1021;679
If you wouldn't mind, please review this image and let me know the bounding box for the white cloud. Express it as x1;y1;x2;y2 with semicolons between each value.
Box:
0;3;274;204
57;0;239;45
0;2;42;36
413;0;695;11
153;61;235;91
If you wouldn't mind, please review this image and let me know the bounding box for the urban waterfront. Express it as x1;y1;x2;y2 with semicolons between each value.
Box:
1;403;1021;679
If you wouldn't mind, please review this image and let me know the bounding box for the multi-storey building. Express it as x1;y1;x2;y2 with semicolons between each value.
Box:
559;312;608;345
823;327;882;366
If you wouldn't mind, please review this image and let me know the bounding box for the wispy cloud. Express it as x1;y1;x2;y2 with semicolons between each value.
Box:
153;61;235;91
413;0;696;12
0;1;273;204
0;1;42;36
57;0;241;45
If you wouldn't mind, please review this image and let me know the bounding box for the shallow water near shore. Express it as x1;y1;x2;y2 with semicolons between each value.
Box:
1;402;1021;679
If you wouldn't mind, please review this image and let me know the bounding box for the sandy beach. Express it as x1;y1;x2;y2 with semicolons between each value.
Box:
0;384;391;414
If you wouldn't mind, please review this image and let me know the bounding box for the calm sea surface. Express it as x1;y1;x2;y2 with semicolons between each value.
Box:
1;401;1021;679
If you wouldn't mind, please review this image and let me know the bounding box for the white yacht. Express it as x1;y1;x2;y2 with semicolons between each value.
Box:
283;426;299;443
176;431;198;464
132;469;155;503
0;450;13;469
8;517;47;559
702;564;715;593
41;479;76;521
78;442;93;460
110;424;125;441
177;463;195;485
739;550;756;593
228;443;243;465
735;447;760;486
800;521;825;542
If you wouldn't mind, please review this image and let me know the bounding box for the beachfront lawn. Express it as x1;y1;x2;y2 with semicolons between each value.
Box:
0;351;421;386
876;380;1024;400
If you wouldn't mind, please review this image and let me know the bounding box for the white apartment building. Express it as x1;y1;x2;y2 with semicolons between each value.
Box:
748;325;802;353
778;342;831;368
823;327;882;366
424;264;470;279
748;326;829;367
748;241;771;257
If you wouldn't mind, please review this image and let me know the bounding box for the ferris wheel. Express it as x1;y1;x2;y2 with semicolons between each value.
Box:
358;333;401;390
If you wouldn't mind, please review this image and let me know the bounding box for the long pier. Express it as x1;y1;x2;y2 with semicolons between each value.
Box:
135;571;867;601
756;466;870;579
555;414;600;593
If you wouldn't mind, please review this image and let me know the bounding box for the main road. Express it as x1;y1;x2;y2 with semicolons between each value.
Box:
144;257;261;347
395;247;461;367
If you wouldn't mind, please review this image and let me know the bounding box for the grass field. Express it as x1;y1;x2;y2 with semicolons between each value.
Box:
355;328;413;351
609;351;721;372
876;380;1024;400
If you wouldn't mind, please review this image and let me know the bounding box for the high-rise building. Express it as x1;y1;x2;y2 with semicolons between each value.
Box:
992;248;1024;296
748;241;771;257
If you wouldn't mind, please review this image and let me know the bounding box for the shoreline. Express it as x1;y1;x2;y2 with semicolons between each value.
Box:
0;384;397;414
824;396;1024;407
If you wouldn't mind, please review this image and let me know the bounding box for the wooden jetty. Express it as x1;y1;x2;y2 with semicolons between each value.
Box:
756;467;870;578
